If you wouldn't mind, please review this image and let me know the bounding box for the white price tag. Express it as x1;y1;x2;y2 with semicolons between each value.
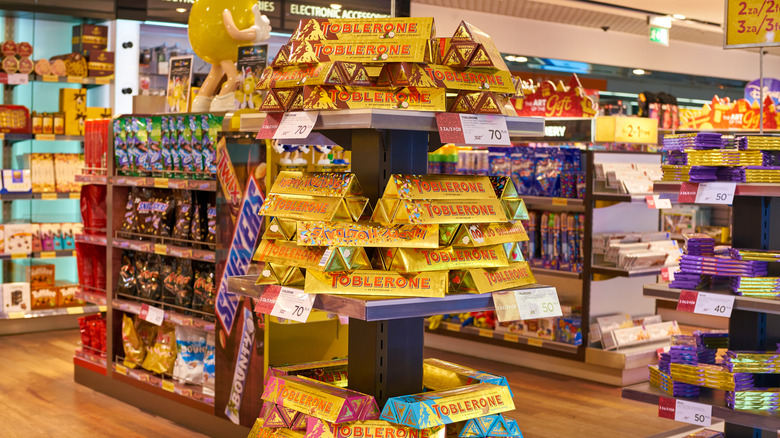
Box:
694;291;735;317
675;400;712;426
271;287;314;323
274;111;318;139
695;182;736;204
140;303;165;326
492;287;562;322
7;73;28;85
459;114;511;146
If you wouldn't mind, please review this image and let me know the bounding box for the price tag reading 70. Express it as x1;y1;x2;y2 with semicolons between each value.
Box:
274;111;318;139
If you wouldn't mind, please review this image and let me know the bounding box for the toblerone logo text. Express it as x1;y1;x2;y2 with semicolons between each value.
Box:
306;224;430;242
271;197;330;214
423;203;496;217
330;273;431;289
258;241;323;265
336;425;434;438
421;248;498;265
483;265;531;286
431;394;504;418
278;384;334;414
423;67;506;86
411;179;487;195
322;22;419;35
313;42;412;58
329;89;431;104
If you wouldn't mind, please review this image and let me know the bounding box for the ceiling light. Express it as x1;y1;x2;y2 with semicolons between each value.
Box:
504;55;517;62
176;7;187;13
515;56;528;63
330;3;342;9
632;68;646;75
672;14;686;20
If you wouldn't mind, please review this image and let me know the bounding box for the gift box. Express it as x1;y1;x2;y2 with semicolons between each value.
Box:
87;50;114;77
72;24;108;54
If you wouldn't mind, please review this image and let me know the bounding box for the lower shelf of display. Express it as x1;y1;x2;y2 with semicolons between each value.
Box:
229;276;556;321
74;174;107;184
0;304;104;319
622;382;780;431
112;237;215;262
531;267;583;279
112;297;216;331
519;195;585;209
643;283;780;316
75;234;107;245
112;362;214;410
590;264;663;277
425;320;580;354
110;175;216;192
76;289;107;306
74;350;107;376
653;181;780;198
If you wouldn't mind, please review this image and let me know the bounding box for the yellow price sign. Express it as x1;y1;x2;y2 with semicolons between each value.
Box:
162;380;175;392
614;117;657;144
552;197;568;206
503;333;519;343
41;193;58;200
725;0;780;48
35;134;56;141
153;178;169;189
527;337;544;347
11;253;27;259
154;244;167;255
40;251;56;259
98;305;107;312
8;311;26;319
115;364;128;375
69;192;80;199
0;133;5;140
66;76;84;83
66;307;82;315
42;75;58;82
478;328;493;338
95;76;111;85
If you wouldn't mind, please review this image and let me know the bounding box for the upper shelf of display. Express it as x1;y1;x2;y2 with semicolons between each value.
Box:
238;109;545;138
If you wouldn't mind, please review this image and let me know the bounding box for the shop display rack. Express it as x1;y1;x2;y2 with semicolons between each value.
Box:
113;295;216;331
0;303;104;335
111;362;214;411
110;175;217;192
625;177;780;437
0;72;113;86
111;236;216;263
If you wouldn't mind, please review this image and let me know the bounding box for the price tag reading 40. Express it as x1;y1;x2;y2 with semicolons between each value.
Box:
492;287;563;322
677;290;735;317
658;396;712;426
270;287;314;323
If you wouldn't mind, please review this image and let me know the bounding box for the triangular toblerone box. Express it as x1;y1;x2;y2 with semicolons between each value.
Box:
475;92;502;114
290;412;306;430
271;44;291;68
503;242;525;262
344;197;369;222
256;262;284;285
263;404;288;428
389;62;412;86
401;407;419;428
379;401;399;422
360;399;381;420
439;224;460;246
487;416;511;437
282;267;306;287
371;198;399;223
271;172;364;198
260;89;285;112
370;248;388;270
507;418;522;437
442;44;467;68
323;62;347;85
449;93;474;113
264;217;298;241
337;246;372;270
468;45;494;67
338;399;358;422
475;416;496;434
452;21;509;71
503;198;529;220
275;88;300;111
490;176;519;199
376;66;393;87
459;420;485;437
289;92;305;111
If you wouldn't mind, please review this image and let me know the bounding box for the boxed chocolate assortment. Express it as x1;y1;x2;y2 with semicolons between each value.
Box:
257;18;523;114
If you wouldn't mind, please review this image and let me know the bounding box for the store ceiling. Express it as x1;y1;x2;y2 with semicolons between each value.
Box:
413;0;738;49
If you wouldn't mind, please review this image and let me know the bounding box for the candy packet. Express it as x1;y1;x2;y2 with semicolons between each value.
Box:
141;322;177;374
173;326;207;385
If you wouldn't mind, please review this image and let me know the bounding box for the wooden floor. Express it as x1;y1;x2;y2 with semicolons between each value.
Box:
0;329;680;438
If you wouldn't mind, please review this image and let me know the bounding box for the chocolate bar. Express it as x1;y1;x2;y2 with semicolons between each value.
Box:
305;270;447;298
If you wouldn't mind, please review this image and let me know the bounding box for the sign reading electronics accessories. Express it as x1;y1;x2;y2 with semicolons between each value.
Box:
284;0;392;30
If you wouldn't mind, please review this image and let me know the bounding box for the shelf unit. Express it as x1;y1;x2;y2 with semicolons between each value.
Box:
625;176;780;437
232;109;545;412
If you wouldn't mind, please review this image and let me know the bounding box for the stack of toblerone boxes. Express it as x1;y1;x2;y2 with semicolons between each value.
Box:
257;17;524;114
253;172;535;297
250;358;521;438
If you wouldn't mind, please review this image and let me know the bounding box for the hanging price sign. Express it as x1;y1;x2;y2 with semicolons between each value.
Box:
255;286;314;323
139;303;165;326
646;195;672;209
493;286;562;322
436;113;511;146
658;396;712;426
257;111;318;139
695;182;736;205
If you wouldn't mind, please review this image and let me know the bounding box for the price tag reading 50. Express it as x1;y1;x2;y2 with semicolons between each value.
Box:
493;286;563;322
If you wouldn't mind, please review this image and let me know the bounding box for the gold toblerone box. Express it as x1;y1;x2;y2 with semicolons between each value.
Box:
272;172;363;198
253;240;347;272
450;262;535;293
297;220;439;248
302;86;446;111
451;222;529;247
391;199;508;224
305;418;447;438
385;245;509;272
290;39;431;64
293;18;436;42
259;194;368;222
305;270;447;298
264;218;299;241
377;63;515;93
383;175;495;199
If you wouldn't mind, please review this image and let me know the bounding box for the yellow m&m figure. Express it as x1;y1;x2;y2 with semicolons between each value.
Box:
188;0;272;111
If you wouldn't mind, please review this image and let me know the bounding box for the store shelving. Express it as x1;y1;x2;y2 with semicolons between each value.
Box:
112;296;216;331
75;234;107;246
643;283;780;316
0;249;77;260
532;267;583;279
425;319;580;354
0;192;80;200
110;175;216;191
623;383;780;431
75;288;107;306
0;304;105;335
73;348;107;375
75;174;107;185
111;237;215;262
112;363;214;411
520;195;585;210
591;192;650;203
0;72;113;86
590;264;664;278
654;181;780;198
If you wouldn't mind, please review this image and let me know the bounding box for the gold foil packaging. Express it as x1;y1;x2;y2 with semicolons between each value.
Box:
305;270;447;298
449;262;535;293
297;221;439;248
383;245;509;272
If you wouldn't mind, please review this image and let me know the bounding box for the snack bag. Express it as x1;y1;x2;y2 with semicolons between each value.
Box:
177;116;193;175
206;204;216;244
173;326;207;385
202;114;218;175
136;188;155;235
120;188;139;233
190;201;202;243
141;322;177;374
116;250;137;296
175;259;193;309
204;332;215;396
121;314;145;368
189;115;204;178
161;116;172;176
137;254;162;301
151;192;176;237
192;263;215;316
172;191;192;241
147;116;163;173
114;118;131;175
162;258;177;305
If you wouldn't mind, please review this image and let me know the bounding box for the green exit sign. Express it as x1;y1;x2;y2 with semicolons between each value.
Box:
650;26;669;46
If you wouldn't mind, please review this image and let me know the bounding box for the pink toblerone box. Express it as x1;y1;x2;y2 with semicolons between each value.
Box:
262;401;309;430
262;375;380;424
267;359;349;388
305;417;447;438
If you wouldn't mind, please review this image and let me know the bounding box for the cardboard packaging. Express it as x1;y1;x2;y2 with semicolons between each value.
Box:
72;24;108;54
2;282;30;313
87;50;114;76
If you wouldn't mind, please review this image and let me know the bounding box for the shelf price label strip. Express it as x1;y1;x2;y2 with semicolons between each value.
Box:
254;286;314;323
139;303;165;326
658;396;711;426
678;182;736;205
492;286;563;322
677;290;735;318
257;111;319;140
435;113;511;146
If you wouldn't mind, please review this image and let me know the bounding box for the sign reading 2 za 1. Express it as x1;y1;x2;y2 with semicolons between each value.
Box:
436;113;511;146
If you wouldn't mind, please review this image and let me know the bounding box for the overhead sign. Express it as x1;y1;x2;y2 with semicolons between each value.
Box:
519;118;593;143
284;0;393;31
649;27;669;46
725;0;780;48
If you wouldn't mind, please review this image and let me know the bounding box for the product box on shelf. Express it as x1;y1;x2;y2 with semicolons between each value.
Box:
86;107;112;120
72;24;108;54
30;284;58;309
12;262;55;287
2;282;30;313
4;223;31;254
86;51;114;77
0;105;30;134
0;169;29;193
